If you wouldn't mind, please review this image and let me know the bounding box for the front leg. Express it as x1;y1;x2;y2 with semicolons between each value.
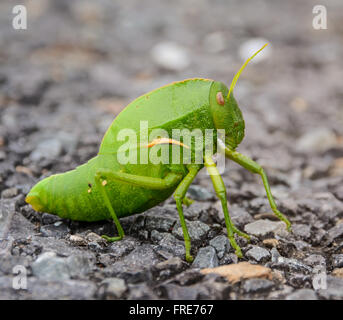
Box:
225;147;291;231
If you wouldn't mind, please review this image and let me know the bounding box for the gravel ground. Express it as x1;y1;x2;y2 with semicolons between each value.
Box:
1;0;343;300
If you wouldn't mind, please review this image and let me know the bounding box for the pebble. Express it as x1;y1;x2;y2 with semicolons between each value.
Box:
201;262;272;284
159;283;198;300
318;276;343;299
286;289;318;300
332;254;343;268
296;128;337;153
192;246;219;269
263;239;279;248
99;277;127;299
238;38;271;63
292;224;311;239
172;220;210;244
209;235;231;259
244;219;287;237
271;256;312;274
85;232;106;244
203;32;226;53
108;237;140;260
187;185;214;201
304;254;326;267
331;268;343;278
326;222;343;244
246;246;271;263
40;222;70;238
153;233;185;258
1;187;18;199
68;234;87;246
30;139;63;161
214;202;253;228
110;244;161;274
151;42;190;71
144;214;176;233
152;257;188;280
41;212;62;225
243;278;274;293
31;252;92;281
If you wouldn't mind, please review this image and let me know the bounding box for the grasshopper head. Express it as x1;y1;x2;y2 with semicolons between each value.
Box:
210;44;268;151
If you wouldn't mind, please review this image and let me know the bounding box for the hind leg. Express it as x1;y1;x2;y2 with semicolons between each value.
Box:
94;169;183;242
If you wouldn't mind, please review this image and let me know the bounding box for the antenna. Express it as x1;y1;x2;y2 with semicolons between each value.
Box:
227;43;268;100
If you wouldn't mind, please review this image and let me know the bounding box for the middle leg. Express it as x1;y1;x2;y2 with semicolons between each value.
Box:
173;165;201;263
204;154;249;258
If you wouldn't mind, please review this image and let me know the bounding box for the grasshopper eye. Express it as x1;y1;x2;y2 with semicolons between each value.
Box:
216;92;225;105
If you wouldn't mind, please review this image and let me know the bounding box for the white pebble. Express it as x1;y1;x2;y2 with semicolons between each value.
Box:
239;38;271;63
151;41;190;71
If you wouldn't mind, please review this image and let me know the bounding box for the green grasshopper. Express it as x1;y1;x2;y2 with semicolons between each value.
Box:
26;44;291;262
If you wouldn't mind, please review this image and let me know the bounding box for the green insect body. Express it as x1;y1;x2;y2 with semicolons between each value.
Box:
26;44;291;262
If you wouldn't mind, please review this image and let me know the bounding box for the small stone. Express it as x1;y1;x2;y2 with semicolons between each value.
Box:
1;188;18;199
239;38;271;63
172;220;210;244
31;252;69;281
69;234;87;246
292;224;311;239
41;213;62;225
144;214;176;233
40;222;70;238
209;235;230;259
100;277;127;299
108;237;139;259
304;254;326;267
271;256;312;273
154;233;185;258
244;219;287;237
263;239;279;248
31;251;92;281
110;244;161;274
332;254;343;268
214;202;253;228
201;262;272;284
286;289;318;300
203;32;226;53
192;246;218;269
243;278;274;293
246;246;271;263
318;276;343;299
326;223;343;244
159;283;198;300
187;185;214;201
152;257;188;281
127;283;158;300
332;268;343;278
85;232;106;244
0;150;6;161
30;139;62;161
293;240;311;250
151;42;190;71
296;128;337;153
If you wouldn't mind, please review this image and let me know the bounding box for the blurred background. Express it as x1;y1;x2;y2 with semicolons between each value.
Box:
0;0;343;198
